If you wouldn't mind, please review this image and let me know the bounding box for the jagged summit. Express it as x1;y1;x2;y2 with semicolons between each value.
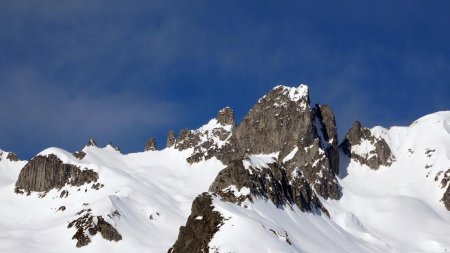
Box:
216;107;235;126
274;84;309;101
258;84;310;111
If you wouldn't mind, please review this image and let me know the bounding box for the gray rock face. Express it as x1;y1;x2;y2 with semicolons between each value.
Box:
15;154;98;193
340;121;395;170
313;104;339;175
166;130;176;148
235;85;314;157
209;159;328;213
285;138;341;200
144;138;157;151
169;193;223;253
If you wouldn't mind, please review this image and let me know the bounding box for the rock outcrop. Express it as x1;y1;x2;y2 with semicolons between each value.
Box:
144;138;157;151
340;121;395;170
68;209;122;248
15;154;98;193
72;151;86;160
6;152;19;162
169;193;223;253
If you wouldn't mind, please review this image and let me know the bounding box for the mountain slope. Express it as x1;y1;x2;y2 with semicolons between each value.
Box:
0;85;449;253
326;111;450;253
1;145;224;252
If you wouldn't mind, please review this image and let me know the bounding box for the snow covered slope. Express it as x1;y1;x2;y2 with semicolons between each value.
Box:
325;111;450;253
0;144;224;252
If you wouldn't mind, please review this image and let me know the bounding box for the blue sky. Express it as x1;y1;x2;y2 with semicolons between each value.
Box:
0;1;449;159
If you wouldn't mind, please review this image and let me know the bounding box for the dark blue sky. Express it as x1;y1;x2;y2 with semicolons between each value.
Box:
1;1;449;159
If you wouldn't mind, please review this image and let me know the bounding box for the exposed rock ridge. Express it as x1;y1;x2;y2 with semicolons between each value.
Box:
15;154;98;193
168;107;238;164
340;120;395;170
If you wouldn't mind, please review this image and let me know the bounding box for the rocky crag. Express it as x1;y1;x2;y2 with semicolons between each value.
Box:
340;120;395;170
15;154;98;194
170;85;345;252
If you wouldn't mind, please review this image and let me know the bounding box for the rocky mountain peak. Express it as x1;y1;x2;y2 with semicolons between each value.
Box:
340;120;395;170
235;84;314;157
205;84;342;205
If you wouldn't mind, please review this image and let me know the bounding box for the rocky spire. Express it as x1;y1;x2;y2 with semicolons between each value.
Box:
166;130;176;148
216;107;235;126
86;137;97;147
144;138;157;151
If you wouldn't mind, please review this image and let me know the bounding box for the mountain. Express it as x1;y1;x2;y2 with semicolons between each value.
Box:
1;85;450;253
